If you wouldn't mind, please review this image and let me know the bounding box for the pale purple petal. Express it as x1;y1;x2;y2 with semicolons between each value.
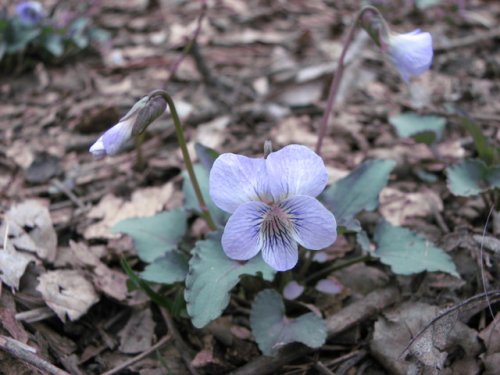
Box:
209;153;269;213
89;136;106;158
221;201;267;260
282;195;337;250
387;29;433;81
260;223;298;271
283;280;304;300
266;145;328;201
101;118;134;156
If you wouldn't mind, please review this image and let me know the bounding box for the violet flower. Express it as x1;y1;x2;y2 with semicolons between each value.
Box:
386;29;433;81
15;1;45;26
209;144;337;271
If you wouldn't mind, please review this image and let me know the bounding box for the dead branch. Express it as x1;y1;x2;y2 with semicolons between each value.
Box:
0;335;70;375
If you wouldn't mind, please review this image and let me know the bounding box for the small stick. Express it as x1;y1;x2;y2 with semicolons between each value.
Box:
164;0;208;86
101;335;172;375
0;335;70;375
160;308;200;375
51;179;87;210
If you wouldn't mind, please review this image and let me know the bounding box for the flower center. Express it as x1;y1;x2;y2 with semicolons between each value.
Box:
260;204;294;243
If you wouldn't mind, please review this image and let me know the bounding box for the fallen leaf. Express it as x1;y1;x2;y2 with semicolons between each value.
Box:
118;308;155;354
84;182;174;239
194;116;230;149
379;187;443;226
2;200;57;262
0;290;29;342
371;302;480;374
0;242;36;290
37;270;99;321
479;313;500;354
93;264;128;301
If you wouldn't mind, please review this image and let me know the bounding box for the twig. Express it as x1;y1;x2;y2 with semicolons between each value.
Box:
305;254;372;284
229;286;400;375
101;335;172;375
15;307;56;323
313;361;335;375
163;0;208;87
51;179;87;210
160;308;200;375
434;26;500;52
0;335;70;375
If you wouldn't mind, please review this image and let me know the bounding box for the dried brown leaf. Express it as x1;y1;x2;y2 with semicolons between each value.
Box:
84;182;174;239
0;243;36;290
118;308;155;354
37;270;99;322
2;200;57;262
379;187;443;226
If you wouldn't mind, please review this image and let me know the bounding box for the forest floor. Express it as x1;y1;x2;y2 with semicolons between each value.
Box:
1;0;500;374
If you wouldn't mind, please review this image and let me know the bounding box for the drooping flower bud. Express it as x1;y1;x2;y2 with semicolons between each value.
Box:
359;7;433;81
89;95;166;158
385;29;433;81
15;1;45;26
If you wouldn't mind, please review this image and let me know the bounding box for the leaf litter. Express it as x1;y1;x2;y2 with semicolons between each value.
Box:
0;0;499;374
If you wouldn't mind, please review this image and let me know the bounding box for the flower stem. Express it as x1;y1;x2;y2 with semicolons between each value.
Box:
315;5;384;156
305;254;372;284
149;89;217;231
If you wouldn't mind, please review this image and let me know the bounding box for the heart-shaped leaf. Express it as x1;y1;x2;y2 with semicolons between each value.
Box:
183;164;229;226
185;232;275;328
446;159;500;197
321;159;396;231
112;209;187;263
389;113;446;144
195;142;219;172
250;289;327;355
374;220;458;277
140;251;189;284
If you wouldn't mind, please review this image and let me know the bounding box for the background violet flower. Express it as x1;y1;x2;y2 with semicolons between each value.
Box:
209;144;337;271
16;1;45;26
387;29;433;81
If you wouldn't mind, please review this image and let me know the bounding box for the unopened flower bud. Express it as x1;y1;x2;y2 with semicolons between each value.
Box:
89;95;166;158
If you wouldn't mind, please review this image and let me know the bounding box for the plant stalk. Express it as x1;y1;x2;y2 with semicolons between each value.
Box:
305;254;372;284
315;5;385;156
149;89;217;230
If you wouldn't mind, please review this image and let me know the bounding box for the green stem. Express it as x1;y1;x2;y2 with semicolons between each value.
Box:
305;254;372;284
149;89;217;231
315;5;386;156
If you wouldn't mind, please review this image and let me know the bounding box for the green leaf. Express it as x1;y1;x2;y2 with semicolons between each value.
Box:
389;113;446;144
458;113;498;165
185;232;275;328
68;17;89;49
43;33;63;56
446;159;500;197
112;209;187;263
140;251;188;284
320;159;396;231
4;21;40;53
374;220;458;277
250;289;327;355
183;164;229;226
121;258;174;311
195;142;219;172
